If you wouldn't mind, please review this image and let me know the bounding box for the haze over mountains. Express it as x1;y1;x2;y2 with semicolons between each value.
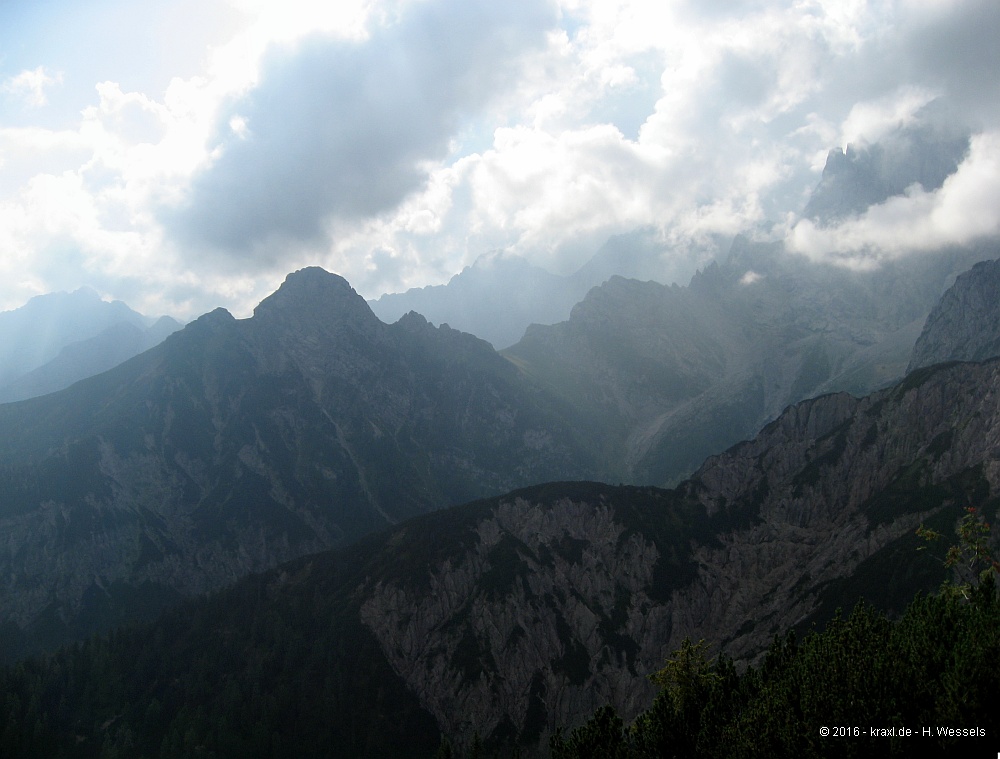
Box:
0;233;996;664
368;228;720;350
4;2;1000;755
370;122;972;351
512;236;997;482
0;288;181;403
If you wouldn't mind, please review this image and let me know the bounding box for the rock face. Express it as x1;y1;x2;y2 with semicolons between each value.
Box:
359;494;669;746
504;237;991;484
351;358;1000;752
908;257;1000;371
0;268;598;657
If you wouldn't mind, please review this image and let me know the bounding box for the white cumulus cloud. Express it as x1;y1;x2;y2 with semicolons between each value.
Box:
1;67;62;108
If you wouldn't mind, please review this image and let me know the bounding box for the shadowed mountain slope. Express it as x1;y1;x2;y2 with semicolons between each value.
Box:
3;356;997;756
0;267;599;658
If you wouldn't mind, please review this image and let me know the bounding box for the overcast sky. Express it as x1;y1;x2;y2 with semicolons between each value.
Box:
1;0;998;319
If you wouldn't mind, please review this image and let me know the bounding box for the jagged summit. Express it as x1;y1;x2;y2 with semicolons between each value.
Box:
394;310;430;330
803;125;969;224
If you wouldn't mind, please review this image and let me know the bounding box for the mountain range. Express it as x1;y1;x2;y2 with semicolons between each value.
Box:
0;122;998;753
1;318;997;755
0;234;996;662
0;268;602;659
0;287;181;403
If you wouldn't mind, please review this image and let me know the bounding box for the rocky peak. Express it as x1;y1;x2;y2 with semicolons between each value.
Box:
391;308;427;329
253;266;381;335
194;306;236;324
175;307;236;345
803;124;969;224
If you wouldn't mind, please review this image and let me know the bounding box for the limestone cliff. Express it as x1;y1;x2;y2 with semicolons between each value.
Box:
353;358;1000;751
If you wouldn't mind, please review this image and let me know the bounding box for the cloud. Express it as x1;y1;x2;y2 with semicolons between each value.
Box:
4;0;1000;319
789;131;1000;266
838;87;941;147
1;67;62;108
163;0;558;264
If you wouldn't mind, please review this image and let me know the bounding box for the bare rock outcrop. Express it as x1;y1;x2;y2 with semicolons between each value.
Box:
357;359;1000;752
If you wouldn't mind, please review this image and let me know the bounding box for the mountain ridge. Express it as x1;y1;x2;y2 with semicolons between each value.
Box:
0;267;601;657
505;238;992;484
2;354;996;756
